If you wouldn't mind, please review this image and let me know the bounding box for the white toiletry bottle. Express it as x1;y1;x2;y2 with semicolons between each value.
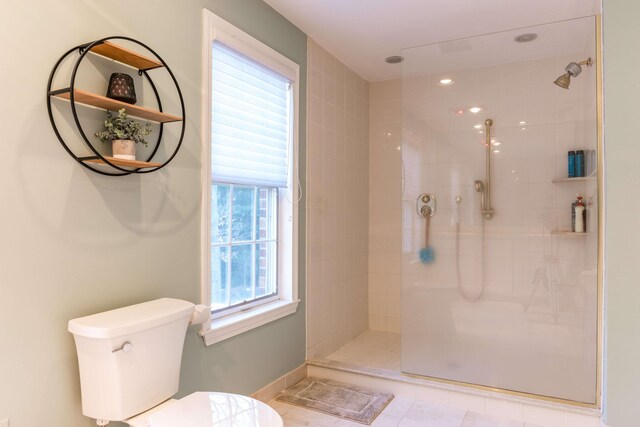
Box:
574;196;585;233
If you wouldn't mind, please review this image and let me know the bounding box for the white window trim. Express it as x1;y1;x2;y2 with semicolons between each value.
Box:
200;9;300;347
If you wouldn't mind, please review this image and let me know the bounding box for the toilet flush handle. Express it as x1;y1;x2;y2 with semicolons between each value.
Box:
112;341;132;353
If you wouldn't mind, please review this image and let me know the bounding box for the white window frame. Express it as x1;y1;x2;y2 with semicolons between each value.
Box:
200;9;300;346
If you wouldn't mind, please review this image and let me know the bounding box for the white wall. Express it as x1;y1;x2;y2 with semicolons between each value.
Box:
306;39;370;358
0;1;307;425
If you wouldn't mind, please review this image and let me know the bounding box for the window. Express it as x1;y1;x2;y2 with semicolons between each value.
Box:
211;184;277;317
201;10;300;345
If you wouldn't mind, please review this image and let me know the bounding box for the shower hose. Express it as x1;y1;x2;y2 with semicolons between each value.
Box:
456;196;485;302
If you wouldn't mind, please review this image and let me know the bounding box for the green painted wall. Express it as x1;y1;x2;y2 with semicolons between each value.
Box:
0;0;306;425
603;1;640;425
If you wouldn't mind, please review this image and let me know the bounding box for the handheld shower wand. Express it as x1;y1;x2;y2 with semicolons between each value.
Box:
474;179;486;215
476;119;495;220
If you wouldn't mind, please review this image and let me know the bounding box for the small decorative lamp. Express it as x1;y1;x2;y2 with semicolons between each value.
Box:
106;73;137;104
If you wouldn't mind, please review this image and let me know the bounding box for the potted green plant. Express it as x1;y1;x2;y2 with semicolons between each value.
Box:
94;108;152;161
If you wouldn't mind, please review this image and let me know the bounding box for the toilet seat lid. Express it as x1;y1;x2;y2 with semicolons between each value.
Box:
147;392;283;427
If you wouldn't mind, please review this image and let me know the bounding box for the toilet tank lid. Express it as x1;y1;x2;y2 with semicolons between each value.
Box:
68;298;195;339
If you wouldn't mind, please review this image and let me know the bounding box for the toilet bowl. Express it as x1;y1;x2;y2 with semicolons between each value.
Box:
127;392;282;427
68;298;283;426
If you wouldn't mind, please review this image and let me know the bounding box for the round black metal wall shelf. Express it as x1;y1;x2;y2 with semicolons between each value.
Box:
46;36;186;176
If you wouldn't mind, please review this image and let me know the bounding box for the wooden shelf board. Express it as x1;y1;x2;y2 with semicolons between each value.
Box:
552;176;596;183
88;41;163;71
82;156;161;168
53;89;182;123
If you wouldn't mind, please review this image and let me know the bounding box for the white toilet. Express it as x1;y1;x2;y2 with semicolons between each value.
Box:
68;298;283;427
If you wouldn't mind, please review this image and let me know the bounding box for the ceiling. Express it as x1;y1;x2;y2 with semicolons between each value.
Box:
402;17;595;77
262;0;602;82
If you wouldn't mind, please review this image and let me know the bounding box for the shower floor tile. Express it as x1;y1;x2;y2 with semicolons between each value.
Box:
327;330;401;371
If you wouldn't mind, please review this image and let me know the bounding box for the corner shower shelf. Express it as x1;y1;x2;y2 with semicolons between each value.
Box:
51;89;182;123
551;176;596;184
551;230;588;237
47;36;186;176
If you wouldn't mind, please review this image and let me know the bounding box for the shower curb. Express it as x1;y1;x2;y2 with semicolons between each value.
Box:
306;358;602;418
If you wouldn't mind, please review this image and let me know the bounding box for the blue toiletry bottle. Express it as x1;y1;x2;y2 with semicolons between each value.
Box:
568;151;576;178
576;150;585;177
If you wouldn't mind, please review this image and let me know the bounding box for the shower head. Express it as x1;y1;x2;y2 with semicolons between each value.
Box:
554;57;593;89
554;73;571;89
474;180;485;193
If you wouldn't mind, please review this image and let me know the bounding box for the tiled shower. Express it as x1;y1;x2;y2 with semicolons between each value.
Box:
306;15;599;406
400;17;598;403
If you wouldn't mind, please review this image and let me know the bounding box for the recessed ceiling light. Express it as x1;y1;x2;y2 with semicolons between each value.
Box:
456;109;464;115
473;124;482;129
469;107;482;114
385;55;404;64
514;33;538;43
439;78;454;85
494;150;500;153
519;121;527;125
492;141;501;146
521;127;527;131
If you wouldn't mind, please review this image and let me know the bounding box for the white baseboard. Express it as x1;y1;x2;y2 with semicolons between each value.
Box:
251;363;307;403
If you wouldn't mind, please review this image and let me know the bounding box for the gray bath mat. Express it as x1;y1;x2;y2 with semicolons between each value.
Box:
275;377;394;424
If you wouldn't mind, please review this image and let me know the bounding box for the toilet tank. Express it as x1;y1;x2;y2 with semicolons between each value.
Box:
68;298;195;422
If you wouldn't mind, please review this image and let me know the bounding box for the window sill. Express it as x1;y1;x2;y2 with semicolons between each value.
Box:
199;299;300;346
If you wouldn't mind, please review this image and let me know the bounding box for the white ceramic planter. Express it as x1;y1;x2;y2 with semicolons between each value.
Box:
112;139;135;160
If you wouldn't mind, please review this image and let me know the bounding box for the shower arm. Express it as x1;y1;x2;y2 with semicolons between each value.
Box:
482;119;495;220
577;58;593;67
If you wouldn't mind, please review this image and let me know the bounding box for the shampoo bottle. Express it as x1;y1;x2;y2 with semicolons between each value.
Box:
568;151;576;178
574;196;585;233
576;150;585;177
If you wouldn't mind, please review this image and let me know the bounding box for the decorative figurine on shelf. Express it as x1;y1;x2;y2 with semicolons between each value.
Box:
94;108;152;161
106;73;137;104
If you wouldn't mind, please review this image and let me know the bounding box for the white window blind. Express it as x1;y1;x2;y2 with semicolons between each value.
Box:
211;41;291;188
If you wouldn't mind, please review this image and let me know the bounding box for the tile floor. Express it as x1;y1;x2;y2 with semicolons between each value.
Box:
269;396;543;427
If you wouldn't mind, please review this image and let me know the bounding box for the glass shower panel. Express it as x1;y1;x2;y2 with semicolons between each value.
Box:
401;17;598;403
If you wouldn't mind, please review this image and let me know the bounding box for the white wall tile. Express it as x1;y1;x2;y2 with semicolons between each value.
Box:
307;39;369;357
368;77;403;332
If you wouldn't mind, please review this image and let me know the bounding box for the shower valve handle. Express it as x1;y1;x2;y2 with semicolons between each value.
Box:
417;193;436;218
